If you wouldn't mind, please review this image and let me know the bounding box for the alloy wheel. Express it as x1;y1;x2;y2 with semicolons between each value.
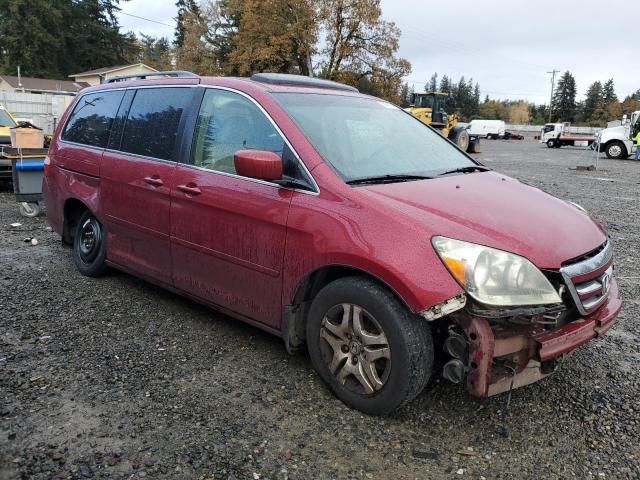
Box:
319;303;391;395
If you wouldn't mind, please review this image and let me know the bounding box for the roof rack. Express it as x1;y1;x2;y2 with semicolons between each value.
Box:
250;73;358;93
106;70;198;83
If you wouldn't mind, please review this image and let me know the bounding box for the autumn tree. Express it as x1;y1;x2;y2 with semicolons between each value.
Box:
175;0;201;47
506;101;529;124
318;0;410;100
551;71;577;122
175;9;221;75
225;0;318;76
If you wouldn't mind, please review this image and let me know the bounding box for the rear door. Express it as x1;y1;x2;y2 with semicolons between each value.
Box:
101;86;194;284
170;88;299;327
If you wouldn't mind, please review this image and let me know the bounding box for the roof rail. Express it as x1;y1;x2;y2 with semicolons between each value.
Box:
250;73;358;93
106;70;198;83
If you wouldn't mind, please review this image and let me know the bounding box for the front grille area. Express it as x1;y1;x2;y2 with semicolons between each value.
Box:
560;240;613;316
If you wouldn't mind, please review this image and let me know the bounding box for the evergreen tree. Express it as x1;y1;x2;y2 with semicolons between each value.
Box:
427;73;437;92
0;0;136;79
602;79;617;104
399;82;410;107
0;0;67;78
175;0;201;48
135;35;173;71
583;81;603;120
439;75;451;94
551;71;577;121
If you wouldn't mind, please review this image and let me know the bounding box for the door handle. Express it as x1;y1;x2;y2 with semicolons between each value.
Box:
177;183;201;196
143;176;164;187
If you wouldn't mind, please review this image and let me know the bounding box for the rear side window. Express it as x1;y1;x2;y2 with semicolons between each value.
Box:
120;88;192;161
62;91;124;148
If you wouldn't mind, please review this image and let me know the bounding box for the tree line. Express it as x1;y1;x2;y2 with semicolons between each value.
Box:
400;71;640;125
0;0;411;104
549;71;640;126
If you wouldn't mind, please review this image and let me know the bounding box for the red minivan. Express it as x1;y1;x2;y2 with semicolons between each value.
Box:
43;72;622;415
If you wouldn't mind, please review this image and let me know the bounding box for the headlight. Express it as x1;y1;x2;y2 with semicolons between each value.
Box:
432;237;561;306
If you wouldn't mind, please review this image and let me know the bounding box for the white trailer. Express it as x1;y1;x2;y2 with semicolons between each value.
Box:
596;111;640;159
467;120;506;139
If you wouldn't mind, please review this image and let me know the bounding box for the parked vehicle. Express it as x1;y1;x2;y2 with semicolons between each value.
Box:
596;111;640;159
0;103;18;145
467;119;505;139
502;131;524;140
540;123;596;148
43;72;622;415
405;92;480;152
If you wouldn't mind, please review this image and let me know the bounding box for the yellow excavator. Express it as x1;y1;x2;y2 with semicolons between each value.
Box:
406;92;479;153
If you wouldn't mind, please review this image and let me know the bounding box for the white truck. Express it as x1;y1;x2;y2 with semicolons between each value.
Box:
467;119;505;139
539;123;596;148
596;111;640;159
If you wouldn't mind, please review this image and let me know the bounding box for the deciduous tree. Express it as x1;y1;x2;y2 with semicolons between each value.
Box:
319;0;410;95
225;0;318;76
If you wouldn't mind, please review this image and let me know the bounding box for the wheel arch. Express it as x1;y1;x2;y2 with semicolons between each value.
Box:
62;198;91;244
282;264;416;354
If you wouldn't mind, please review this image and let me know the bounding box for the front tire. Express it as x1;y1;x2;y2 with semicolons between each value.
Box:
605;141;627;159
72;210;108;277
450;127;470;151
546;139;556;148
306;277;433;415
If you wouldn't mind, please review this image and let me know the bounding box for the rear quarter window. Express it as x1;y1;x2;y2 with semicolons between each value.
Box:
120;87;192;161
61;90;124;148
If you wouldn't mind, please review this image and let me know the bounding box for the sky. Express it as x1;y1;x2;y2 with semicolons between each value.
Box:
115;0;637;105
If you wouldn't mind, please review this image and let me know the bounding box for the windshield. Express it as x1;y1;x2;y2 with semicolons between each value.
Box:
0;108;16;128
273;93;476;183
413;95;434;108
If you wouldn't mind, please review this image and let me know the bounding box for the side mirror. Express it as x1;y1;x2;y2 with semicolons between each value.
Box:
234;149;283;181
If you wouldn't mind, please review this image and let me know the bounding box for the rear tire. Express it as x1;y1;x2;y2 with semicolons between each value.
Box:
72;210;108;277
306;277;433;416
450;127;470;151
605;141;627;159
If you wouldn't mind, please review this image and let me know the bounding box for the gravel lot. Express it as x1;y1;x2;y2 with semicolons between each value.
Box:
1;138;639;479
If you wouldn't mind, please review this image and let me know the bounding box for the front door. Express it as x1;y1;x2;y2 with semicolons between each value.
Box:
170;88;294;327
101;86;194;284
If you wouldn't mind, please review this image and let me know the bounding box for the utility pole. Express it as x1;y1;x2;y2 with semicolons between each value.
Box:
547;69;559;122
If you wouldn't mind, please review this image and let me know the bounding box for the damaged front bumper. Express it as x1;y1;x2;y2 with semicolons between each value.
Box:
453;277;622;398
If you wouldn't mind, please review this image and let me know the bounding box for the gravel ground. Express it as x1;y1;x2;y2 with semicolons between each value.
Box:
1;138;639;480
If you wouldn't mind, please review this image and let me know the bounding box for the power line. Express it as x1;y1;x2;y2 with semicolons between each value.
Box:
118;11;176;29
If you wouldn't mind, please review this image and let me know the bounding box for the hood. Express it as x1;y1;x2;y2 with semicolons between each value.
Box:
600;125;627;142
360;171;607;269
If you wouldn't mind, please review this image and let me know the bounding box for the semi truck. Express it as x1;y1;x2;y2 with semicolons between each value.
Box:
595;111;640;159
539;123;597;148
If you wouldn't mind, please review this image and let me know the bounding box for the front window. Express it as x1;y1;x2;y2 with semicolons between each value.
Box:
273;93;476;183
543;124;555;133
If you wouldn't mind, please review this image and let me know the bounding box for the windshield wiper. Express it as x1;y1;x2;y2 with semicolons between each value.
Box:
346;174;434;185
437;165;490;176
